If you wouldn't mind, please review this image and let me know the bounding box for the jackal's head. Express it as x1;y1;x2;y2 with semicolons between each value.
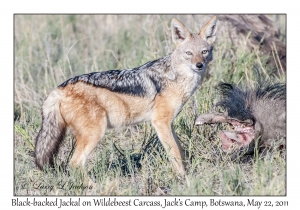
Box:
171;16;217;76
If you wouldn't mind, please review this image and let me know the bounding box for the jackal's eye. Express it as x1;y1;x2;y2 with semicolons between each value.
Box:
202;50;208;54
186;51;192;55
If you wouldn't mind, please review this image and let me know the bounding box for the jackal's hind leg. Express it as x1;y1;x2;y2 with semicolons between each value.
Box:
69;118;107;169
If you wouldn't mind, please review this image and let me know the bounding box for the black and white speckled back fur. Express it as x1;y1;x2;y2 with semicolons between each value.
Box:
59;56;173;97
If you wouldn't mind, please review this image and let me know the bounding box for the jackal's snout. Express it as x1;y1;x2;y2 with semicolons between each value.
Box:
191;54;206;71
192;58;206;72
196;62;203;69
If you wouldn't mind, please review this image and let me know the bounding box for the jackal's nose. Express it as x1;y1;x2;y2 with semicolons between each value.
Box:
196;62;203;69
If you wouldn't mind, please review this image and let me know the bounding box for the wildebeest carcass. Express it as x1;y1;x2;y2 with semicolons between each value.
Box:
195;82;286;155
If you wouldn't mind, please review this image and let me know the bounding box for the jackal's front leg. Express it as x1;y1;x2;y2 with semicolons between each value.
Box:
151;119;186;177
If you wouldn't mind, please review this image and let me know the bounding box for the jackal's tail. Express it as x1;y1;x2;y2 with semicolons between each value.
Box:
34;89;66;170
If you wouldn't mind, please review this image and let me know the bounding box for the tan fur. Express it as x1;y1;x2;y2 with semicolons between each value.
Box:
35;17;218;176
59;83;155;167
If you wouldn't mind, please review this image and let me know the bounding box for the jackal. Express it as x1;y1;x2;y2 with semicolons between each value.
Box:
35;16;218;176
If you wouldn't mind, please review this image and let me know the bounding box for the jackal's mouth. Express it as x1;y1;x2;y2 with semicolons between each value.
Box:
220;120;255;151
191;64;205;72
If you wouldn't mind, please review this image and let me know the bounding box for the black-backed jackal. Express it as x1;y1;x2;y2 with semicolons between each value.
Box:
35;16;218;176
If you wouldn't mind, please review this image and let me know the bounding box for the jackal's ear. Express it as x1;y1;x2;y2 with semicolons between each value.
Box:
171;18;191;45
200;16;218;44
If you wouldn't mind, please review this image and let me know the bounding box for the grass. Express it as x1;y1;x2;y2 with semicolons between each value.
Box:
14;14;286;196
